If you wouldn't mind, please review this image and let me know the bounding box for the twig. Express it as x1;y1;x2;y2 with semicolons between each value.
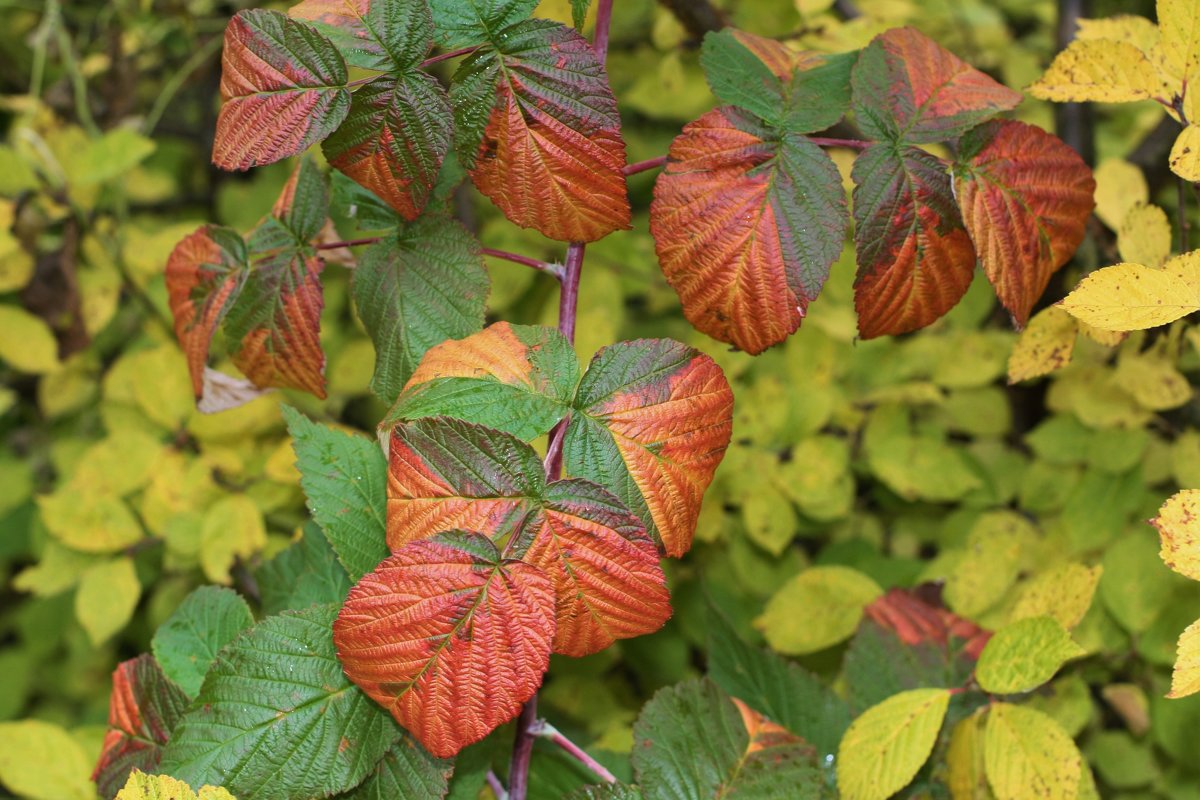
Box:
315;237;381;249
422;45;480;68
482;247;561;275
808;137;871;150
539;723;618;784
486;771;509;800
624;155;668;176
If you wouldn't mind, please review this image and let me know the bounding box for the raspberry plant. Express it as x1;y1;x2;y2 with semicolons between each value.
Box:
88;0;1102;798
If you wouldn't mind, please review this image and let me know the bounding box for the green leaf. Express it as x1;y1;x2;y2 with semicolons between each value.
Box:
160;604;400;799
843;622;975;712
755;566;882;655
1101;532;1178;633
282;407;389;581
75;556;141;646
352;217;488;403
151;586;255;698
569;0;591;30
984;703;1082;800
429;0;537;47
0;720;94;800
631;678;822;800
836;688;951;800
248;157;329;248
335;736;452;799
567;786;644;800
781;51;856;133
0;306;59;374
383;323;577;442
976;616;1085;694
699;30;788;124
706;603;851;757
289;0;435;71
256;523;353;615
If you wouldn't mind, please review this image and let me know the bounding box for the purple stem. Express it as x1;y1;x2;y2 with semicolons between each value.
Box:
593;0;614;65
421;45;480;68
543;725;618;784
486;770;509;800
807;136;871;150
315;237;380;250
624;155;668;176
482;246;560;275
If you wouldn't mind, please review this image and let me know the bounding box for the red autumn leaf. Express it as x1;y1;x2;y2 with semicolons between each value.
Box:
165;225;249;398
214;9;351;171
851;144;977;338
850;27;1023;144
954;120;1095;325
454;19;631;243
334;532;556;758
650;106;847;354
92;655;189;800
387;417;671;656
865;587;992;660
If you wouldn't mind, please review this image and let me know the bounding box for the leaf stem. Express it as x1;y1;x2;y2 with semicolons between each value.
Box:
486;771;509;800
422;45;480;68
624;155;668;176
539;723;618;784
315;237;381;249
482;247;561;275
808;136;870;150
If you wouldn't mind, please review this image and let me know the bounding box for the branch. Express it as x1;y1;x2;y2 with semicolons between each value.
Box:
624;155;668;176
808;137;870;150
482;247;561;275
315;237;380;250
422;45;480;68
539;723;618;784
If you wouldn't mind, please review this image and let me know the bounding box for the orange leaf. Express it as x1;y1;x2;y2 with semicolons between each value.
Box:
456;20;630;242
852;144;977;338
214;10;351;170
865;588;992;660
650;107;847;353
954;120;1095;325
334;532;555;757
165;226;249;397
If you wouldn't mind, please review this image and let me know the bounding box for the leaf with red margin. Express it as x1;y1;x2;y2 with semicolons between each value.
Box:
850;27;1022;144
564;339;734;558
323;74;452;220
165;226;249;398
214;9;350;171
650;106;848;354
450;19;630;243
954;120;1095;325
386;417;670;655
249;155;330;249
289;0;434;71
91;655;189;800
334;531;556;758
851;143;977;338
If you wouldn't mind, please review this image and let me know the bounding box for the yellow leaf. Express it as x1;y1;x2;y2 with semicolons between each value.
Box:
131;345;195;430
0;306;59;374
945;511;1036;619
1117;203;1172;267
0;720;94;800
1158;0;1200;82
1152;488;1200;580
976;616;1086;694
1075;15;1160;53
69;431;166;497
75;556;141;645
1115;351;1193;410
1007;307;1077;383
836;688;952;800
1091;158;1149;230
1168;618;1200;697
0;202;33;292
116;770;238;800
201;494;266;584
1170;124;1200;181
1057;262;1200;331
946;710;990;800
38;355;98;419
1028;39;1163;102
38;488;144;552
984;703;1082;800
1165;248;1200;283
1076;320;1128;347
755;565;882;655
12;539;104;597
1011;563;1103;629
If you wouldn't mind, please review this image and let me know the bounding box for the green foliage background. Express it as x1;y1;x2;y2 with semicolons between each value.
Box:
3;0;1199;797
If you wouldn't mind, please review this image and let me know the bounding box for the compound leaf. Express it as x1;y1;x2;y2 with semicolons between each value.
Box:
334;532;555;758
851;143;976;338
334;737;452;800
851;27;1021;144
651;107;847;353
151;586;254;699
699;29;790;124
836;688;952;800
160;605;399;799
92;656;190;800
954;120;1095;325
351;217;488;403
255;523;353;614
214;9;350;170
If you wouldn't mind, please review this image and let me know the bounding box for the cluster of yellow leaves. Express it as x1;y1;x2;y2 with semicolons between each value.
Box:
116;771;235;800
1151;490;1200;698
1030;0;1200;180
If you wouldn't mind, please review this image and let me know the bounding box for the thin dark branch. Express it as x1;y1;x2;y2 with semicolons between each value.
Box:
315;237;380;250
482;247;560;275
808;137;871;150
1053;0;1094;164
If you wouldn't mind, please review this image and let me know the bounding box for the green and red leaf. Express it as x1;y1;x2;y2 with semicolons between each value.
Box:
323;74;452;220
352;216;488;403
383;322;577;441
650;106;848;354
334;531;556;757
92;655;189;800
451;19;631;242
851;27;1022;144
954;120;1095;325
851;144;977;338
565;339;734;557
214;9;351;170
288;0;434;71
165;225;249;398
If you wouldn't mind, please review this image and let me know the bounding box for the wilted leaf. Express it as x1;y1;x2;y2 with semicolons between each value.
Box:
1153;489;1200;581
976;616;1085;694
756;566;883;655
651;106;847;353
160;605;399;797
836;688;952;800
334;532;555;757
984;703;1081;800
214;10;350;170
1168;619;1200;698
1007;306;1077;383
93;656;189;800
151;587;254;698
955;120;1095;325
